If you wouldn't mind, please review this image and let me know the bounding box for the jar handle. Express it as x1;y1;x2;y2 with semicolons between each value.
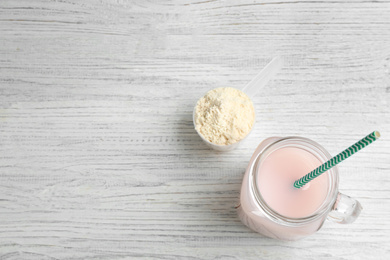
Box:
327;192;362;224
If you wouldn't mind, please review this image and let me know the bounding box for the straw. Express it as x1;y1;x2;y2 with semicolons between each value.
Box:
293;131;381;189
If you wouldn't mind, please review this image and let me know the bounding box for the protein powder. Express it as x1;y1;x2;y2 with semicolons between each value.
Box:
194;87;255;145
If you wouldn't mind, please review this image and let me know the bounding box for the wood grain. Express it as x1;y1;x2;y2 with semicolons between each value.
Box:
0;0;389;259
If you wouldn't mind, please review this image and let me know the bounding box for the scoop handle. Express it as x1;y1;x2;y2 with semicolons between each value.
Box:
242;56;283;98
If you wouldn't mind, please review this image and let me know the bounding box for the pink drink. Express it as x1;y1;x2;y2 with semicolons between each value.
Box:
257;147;329;218
238;137;362;240
238;137;334;240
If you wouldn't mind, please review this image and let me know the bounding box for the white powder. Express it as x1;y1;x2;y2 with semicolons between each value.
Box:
194;87;255;145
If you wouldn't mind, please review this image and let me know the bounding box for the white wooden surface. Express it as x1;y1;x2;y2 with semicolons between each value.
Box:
1;0;390;259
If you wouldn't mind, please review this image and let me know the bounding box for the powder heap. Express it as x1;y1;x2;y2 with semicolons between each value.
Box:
194;87;255;145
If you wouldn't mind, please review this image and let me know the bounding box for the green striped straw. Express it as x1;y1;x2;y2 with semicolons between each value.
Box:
294;131;380;189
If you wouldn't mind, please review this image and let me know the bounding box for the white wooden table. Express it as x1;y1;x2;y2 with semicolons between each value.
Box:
1;0;389;259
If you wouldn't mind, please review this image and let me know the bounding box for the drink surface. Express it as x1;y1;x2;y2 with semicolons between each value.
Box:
256;147;329;218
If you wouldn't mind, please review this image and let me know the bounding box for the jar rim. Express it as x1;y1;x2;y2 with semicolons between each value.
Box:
250;137;339;225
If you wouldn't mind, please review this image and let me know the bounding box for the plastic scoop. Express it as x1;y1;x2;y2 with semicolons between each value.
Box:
193;56;283;151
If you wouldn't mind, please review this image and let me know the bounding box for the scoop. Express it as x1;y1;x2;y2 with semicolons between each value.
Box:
193;56;283;151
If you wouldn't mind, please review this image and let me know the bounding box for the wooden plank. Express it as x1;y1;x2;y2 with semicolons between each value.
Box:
0;0;389;259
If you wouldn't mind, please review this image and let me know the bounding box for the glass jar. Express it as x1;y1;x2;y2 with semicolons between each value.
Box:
237;137;362;240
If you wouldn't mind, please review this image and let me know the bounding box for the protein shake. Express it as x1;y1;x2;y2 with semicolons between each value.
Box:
256;146;329;218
